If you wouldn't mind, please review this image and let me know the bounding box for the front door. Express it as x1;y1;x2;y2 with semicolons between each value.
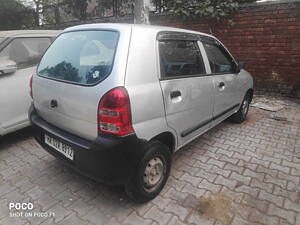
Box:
158;37;214;148
0;37;52;134
201;37;240;125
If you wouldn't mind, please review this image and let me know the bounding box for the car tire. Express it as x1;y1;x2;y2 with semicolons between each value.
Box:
230;94;250;124
125;140;171;203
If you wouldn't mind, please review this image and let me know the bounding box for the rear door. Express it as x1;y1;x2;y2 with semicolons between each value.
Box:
33;29;130;141
0;37;52;134
202;37;240;125
158;33;214;148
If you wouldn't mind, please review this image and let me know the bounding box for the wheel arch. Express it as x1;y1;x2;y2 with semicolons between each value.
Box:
150;132;176;154
246;88;254;103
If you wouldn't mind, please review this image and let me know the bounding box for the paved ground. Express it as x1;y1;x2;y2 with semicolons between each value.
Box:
0;95;299;225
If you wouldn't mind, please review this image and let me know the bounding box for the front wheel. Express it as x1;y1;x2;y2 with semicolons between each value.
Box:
230;95;250;124
125;141;171;203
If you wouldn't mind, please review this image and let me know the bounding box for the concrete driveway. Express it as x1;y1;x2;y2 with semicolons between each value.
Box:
0;96;299;225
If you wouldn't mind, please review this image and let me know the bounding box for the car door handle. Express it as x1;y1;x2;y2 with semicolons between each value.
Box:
170;91;181;99
50;99;58;108
218;82;225;88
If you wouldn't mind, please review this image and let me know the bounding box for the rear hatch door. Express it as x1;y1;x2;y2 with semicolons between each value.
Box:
33;26;131;140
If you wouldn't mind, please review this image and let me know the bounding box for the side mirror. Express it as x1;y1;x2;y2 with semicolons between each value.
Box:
0;59;17;75
236;61;245;74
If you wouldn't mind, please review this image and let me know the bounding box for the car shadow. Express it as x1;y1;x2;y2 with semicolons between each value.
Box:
0;126;35;150
45;121;232;207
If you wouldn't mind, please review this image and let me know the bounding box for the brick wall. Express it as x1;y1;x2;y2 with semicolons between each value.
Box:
40;0;300;97
149;1;300;97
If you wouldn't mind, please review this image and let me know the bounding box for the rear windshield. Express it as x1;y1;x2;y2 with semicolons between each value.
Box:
38;30;119;85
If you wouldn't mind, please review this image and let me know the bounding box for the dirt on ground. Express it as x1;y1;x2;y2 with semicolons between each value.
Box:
197;193;234;225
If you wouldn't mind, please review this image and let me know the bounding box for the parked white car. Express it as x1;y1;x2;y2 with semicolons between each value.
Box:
0;30;60;136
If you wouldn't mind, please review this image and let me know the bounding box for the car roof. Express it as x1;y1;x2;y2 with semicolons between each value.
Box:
64;23;214;39
0;30;61;38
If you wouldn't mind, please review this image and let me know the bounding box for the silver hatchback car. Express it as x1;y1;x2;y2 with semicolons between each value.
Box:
29;23;253;202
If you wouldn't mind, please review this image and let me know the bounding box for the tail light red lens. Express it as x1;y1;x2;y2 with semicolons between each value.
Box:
98;87;134;136
29;75;33;99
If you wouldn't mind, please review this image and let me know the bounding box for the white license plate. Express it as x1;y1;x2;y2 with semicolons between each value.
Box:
45;134;74;160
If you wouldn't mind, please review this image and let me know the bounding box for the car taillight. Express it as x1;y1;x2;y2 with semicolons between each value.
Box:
29;75;33;99
98;87;134;136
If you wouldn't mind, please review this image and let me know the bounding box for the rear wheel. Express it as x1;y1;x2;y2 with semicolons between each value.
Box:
230;94;250;124
125;141;171;203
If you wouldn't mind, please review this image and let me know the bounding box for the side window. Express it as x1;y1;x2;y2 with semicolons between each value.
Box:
159;40;206;78
202;39;236;74
0;38;52;69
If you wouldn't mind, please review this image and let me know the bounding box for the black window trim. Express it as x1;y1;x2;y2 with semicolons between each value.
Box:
0;37;10;51
0;36;53;70
159;73;211;81
159;71;240;81
157;31;200;41
37;29;120;87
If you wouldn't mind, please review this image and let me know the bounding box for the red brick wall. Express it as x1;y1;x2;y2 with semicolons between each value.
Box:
150;1;300;96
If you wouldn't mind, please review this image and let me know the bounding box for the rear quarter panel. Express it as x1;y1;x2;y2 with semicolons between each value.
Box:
236;69;254;104
125;27;177;145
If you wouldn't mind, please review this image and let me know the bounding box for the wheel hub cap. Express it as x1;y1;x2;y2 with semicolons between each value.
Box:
143;157;164;191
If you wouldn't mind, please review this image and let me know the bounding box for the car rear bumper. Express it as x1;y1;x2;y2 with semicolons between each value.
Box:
29;105;147;186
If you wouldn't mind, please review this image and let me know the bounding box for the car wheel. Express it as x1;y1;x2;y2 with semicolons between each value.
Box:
230;94;250;124
125;140;171;203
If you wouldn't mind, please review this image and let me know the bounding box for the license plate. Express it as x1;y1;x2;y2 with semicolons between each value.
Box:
45;134;74;160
